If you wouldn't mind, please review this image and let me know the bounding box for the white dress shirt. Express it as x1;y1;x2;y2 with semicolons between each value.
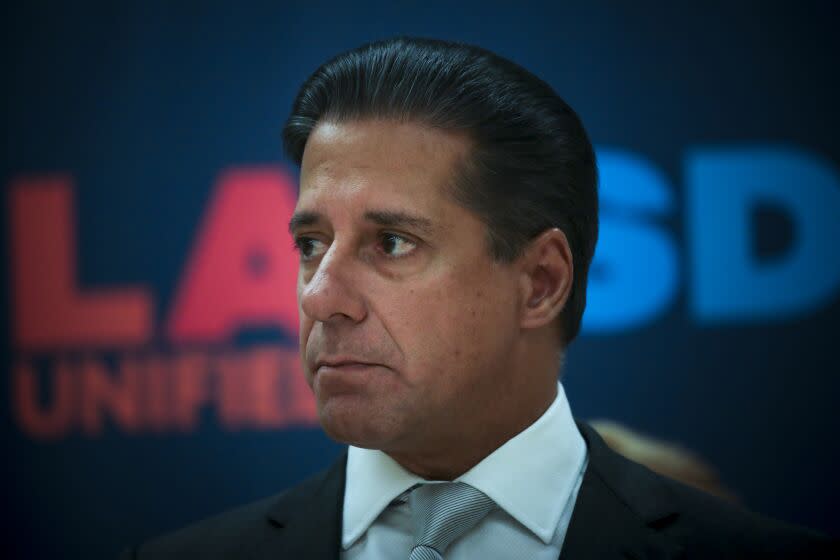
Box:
341;382;588;559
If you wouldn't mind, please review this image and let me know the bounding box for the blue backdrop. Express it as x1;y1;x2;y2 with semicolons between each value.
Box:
2;1;838;558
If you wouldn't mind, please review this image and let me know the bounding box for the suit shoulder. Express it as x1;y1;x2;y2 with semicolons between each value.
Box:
129;466;335;560
131;492;283;560
653;473;834;558
578;422;835;558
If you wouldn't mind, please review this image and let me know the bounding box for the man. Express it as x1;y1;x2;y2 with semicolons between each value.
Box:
122;37;835;559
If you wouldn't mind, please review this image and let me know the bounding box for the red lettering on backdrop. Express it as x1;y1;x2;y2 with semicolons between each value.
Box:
80;357;141;435
135;355;170;431
13;360;75;439
248;347;289;428
9;177;153;350
11;346;315;437
216;352;253;429
171;353;211;431
167;168;300;343
282;351;317;424
216;347;316;429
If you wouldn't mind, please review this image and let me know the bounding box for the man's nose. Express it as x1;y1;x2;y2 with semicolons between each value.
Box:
299;244;367;324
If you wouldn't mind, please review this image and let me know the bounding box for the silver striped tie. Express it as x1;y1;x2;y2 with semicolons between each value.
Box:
408;482;496;560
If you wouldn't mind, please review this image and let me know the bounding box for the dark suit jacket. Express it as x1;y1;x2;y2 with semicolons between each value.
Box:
121;422;836;559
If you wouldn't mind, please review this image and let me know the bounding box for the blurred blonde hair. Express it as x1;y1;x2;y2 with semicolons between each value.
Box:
590;420;738;503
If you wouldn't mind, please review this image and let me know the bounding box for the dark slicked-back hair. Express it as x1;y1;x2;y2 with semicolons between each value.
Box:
283;37;598;345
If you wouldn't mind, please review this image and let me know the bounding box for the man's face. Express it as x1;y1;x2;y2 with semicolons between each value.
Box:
292;120;523;455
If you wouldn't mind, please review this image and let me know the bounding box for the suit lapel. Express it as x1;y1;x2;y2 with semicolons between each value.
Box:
250;452;347;560
560;422;684;560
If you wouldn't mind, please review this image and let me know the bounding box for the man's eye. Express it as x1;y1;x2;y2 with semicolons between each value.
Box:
379;233;417;258
292;237;327;260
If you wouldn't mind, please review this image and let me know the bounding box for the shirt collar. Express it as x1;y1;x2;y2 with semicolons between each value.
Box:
342;444;424;548
341;381;586;548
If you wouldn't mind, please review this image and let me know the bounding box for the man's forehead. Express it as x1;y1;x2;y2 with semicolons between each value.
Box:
300;120;471;187
295;168;445;217
292;120;473;234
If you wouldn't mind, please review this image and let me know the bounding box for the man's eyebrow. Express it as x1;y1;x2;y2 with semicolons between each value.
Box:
364;210;434;233
288;209;435;235
288;211;321;234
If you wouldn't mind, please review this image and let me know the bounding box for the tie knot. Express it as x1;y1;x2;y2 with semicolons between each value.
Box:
409;482;496;558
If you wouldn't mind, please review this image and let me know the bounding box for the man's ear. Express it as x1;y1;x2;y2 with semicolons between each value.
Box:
518;228;574;330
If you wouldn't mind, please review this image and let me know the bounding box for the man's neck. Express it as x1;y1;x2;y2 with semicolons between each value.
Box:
385;382;559;480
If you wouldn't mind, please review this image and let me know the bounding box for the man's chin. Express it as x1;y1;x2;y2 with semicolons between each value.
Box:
317;400;395;449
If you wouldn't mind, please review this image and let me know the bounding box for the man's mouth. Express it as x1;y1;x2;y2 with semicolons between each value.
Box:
315;358;382;372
